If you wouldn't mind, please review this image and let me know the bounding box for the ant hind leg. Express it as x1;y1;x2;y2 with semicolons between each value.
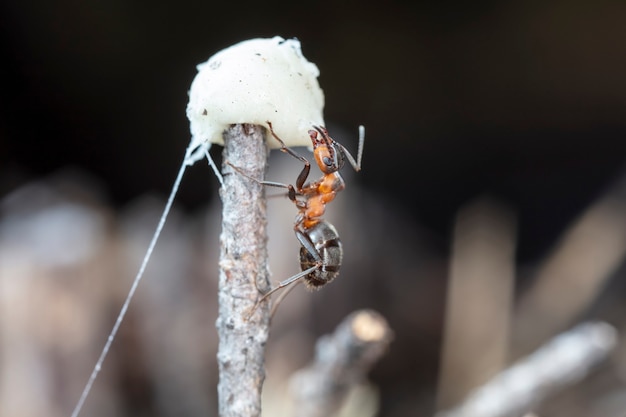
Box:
269;280;303;318
244;264;319;320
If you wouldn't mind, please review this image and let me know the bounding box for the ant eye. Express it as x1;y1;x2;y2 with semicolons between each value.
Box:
323;156;333;167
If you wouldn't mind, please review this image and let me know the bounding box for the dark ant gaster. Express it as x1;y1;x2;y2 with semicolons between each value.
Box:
229;121;364;316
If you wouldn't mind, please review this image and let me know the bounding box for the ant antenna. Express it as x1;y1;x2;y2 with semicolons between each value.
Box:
337;125;365;172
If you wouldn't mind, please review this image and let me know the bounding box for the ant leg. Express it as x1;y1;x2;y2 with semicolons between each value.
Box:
266;121;311;190
225;160;298;202
269;280;302;318
245;264;319;319
295;228;324;264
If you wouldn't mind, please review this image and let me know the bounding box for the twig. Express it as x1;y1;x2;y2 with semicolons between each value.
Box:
513;179;626;354
217;124;271;417
289;309;393;417
437;198;516;408
435;321;617;417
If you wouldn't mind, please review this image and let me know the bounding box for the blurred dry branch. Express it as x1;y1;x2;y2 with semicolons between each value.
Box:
0;178;115;417
514;178;626;354
436;321;617;417
2;166;626;417
437;198;516;408
436;180;626;417
288;309;393;417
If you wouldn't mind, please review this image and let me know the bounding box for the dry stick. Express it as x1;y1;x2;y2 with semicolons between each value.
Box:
217;124;271;417
513;181;626;355
435;321;617;417
289;309;394;417
437;198;516;409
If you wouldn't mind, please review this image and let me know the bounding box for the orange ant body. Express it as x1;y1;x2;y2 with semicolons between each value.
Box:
229;121;364;315
264;122;363;231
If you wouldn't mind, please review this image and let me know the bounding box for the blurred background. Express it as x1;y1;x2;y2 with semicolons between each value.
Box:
1;1;626;416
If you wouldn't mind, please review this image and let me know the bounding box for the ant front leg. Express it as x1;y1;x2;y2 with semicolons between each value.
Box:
266;121;311;191
225;160;299;203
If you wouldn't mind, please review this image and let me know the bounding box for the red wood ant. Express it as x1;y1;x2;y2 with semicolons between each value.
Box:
228;121;364;315
258;122;362;296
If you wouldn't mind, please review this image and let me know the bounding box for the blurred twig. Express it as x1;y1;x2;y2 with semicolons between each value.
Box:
436;321;617;417
437;198;516;408
288;309;393;417
514;179;626;354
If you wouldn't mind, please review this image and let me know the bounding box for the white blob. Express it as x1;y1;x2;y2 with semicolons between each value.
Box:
186;36;325;152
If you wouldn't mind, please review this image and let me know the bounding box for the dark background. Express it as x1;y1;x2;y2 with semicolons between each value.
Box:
3;0;625;262
1;1;626;416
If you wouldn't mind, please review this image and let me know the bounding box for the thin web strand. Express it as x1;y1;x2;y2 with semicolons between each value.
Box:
70;156;189;417
183;140;223;186
204;148;224;187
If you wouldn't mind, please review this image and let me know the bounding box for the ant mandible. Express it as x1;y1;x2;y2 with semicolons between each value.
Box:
237;121;364;314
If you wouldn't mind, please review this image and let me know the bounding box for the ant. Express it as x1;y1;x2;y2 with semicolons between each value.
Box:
229;121;364;315
262;122;364;230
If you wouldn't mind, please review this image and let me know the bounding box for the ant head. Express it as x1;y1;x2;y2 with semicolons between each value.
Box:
308;126;345;174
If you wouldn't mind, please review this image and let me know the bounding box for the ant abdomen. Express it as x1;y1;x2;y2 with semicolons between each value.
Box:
299;221;343;289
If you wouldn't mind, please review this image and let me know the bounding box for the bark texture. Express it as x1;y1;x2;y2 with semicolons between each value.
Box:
217;124;270;417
